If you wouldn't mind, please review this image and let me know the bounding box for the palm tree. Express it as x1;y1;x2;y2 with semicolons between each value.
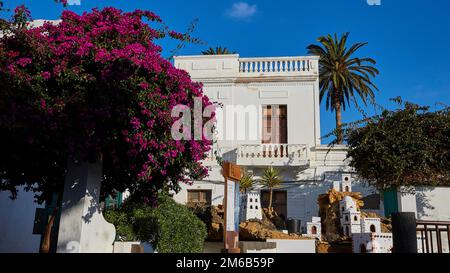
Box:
201;46;236;55
307;32;379;144
240;171;254;194
259;166;282;212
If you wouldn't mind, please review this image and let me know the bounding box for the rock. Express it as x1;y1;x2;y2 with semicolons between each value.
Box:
316;240;353;253
239;220;307;241
317;189;364;242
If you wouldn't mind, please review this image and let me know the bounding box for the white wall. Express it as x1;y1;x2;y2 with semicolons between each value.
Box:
266;239;316;253
174;55;321;148
0;187;43;253
416;186;450;221
173;166;225;206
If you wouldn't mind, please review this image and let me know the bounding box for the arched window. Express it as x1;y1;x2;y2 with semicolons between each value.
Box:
255;206;258;209
250;205;253;209
250;198;253;202
345;186;349;192
370;224;376;233
345;215;349;222
360;244;367;253
354;216;358;222
312;226;317;235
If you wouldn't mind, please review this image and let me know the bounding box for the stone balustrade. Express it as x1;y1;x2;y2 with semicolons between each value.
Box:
174;55;319;80
238;57;318;76
237;144;309;166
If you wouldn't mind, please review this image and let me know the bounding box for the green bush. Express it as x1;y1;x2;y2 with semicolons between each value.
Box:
104;194;207;253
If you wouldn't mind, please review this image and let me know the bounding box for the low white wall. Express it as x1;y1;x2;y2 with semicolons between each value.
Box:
113;242;156;253
247;248;277;253
113;242;141;253
0;187;43;253
266;239;316;253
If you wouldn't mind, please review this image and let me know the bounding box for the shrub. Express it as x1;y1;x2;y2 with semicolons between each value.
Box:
104;194;207;253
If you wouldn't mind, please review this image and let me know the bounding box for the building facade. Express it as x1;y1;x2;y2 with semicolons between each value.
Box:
171;54;381;227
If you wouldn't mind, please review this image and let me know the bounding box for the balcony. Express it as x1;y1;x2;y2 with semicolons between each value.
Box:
237;144;310;167
238;56;318;78
173;55;319;81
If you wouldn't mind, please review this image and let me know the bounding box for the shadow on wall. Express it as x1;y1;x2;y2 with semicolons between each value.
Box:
415;187;436;219
0;187;43;253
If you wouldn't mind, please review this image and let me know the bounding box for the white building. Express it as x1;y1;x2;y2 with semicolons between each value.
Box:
304;216;322;239
240;190;263;222
171;54;381;228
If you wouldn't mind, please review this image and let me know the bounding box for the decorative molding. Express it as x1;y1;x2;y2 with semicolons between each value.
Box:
192;61;217;71
259;90;289;99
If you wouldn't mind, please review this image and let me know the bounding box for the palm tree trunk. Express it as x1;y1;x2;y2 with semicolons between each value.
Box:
268;188;273;212
334;101;343;144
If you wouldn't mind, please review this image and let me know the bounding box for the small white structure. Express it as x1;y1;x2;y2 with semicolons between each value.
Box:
240;190;263;222
339;196;384;237
361;218;381;233
304;216;322;239
339;196;358;214
352;233;394;253
331;174;352;192
339;196;361;236
341;212;362;236
341;174;352;192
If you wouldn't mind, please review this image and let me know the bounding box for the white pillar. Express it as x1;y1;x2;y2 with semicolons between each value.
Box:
57;160;116;253
397;187;417;217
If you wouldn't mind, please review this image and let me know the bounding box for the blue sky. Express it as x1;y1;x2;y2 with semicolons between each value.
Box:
1;0;450;142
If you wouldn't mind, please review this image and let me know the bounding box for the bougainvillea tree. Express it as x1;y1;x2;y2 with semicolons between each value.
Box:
346;99;450;190
0;7;214;204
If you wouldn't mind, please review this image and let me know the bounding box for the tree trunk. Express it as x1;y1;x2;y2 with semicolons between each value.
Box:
334;100;343;144
40;206;58;253
268;188;273;213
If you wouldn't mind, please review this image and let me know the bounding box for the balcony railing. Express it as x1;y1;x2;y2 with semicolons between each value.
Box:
237;144;309;166
416;220;450;253
238;57;318;77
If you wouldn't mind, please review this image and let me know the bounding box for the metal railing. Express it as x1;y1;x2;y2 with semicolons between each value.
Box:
416;220;450;253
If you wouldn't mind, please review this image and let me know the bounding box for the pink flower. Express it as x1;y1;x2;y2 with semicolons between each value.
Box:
139;82;149;90
41;71;51;80
16;57;32;67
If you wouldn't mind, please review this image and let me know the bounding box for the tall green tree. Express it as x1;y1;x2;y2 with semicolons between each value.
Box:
201;46;236;55
259;166;282;212
307;32;379;144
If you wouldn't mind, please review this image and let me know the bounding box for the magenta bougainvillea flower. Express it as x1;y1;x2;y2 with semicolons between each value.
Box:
0;7;214;203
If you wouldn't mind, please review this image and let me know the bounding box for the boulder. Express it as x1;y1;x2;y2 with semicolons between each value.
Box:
239;220;308;241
